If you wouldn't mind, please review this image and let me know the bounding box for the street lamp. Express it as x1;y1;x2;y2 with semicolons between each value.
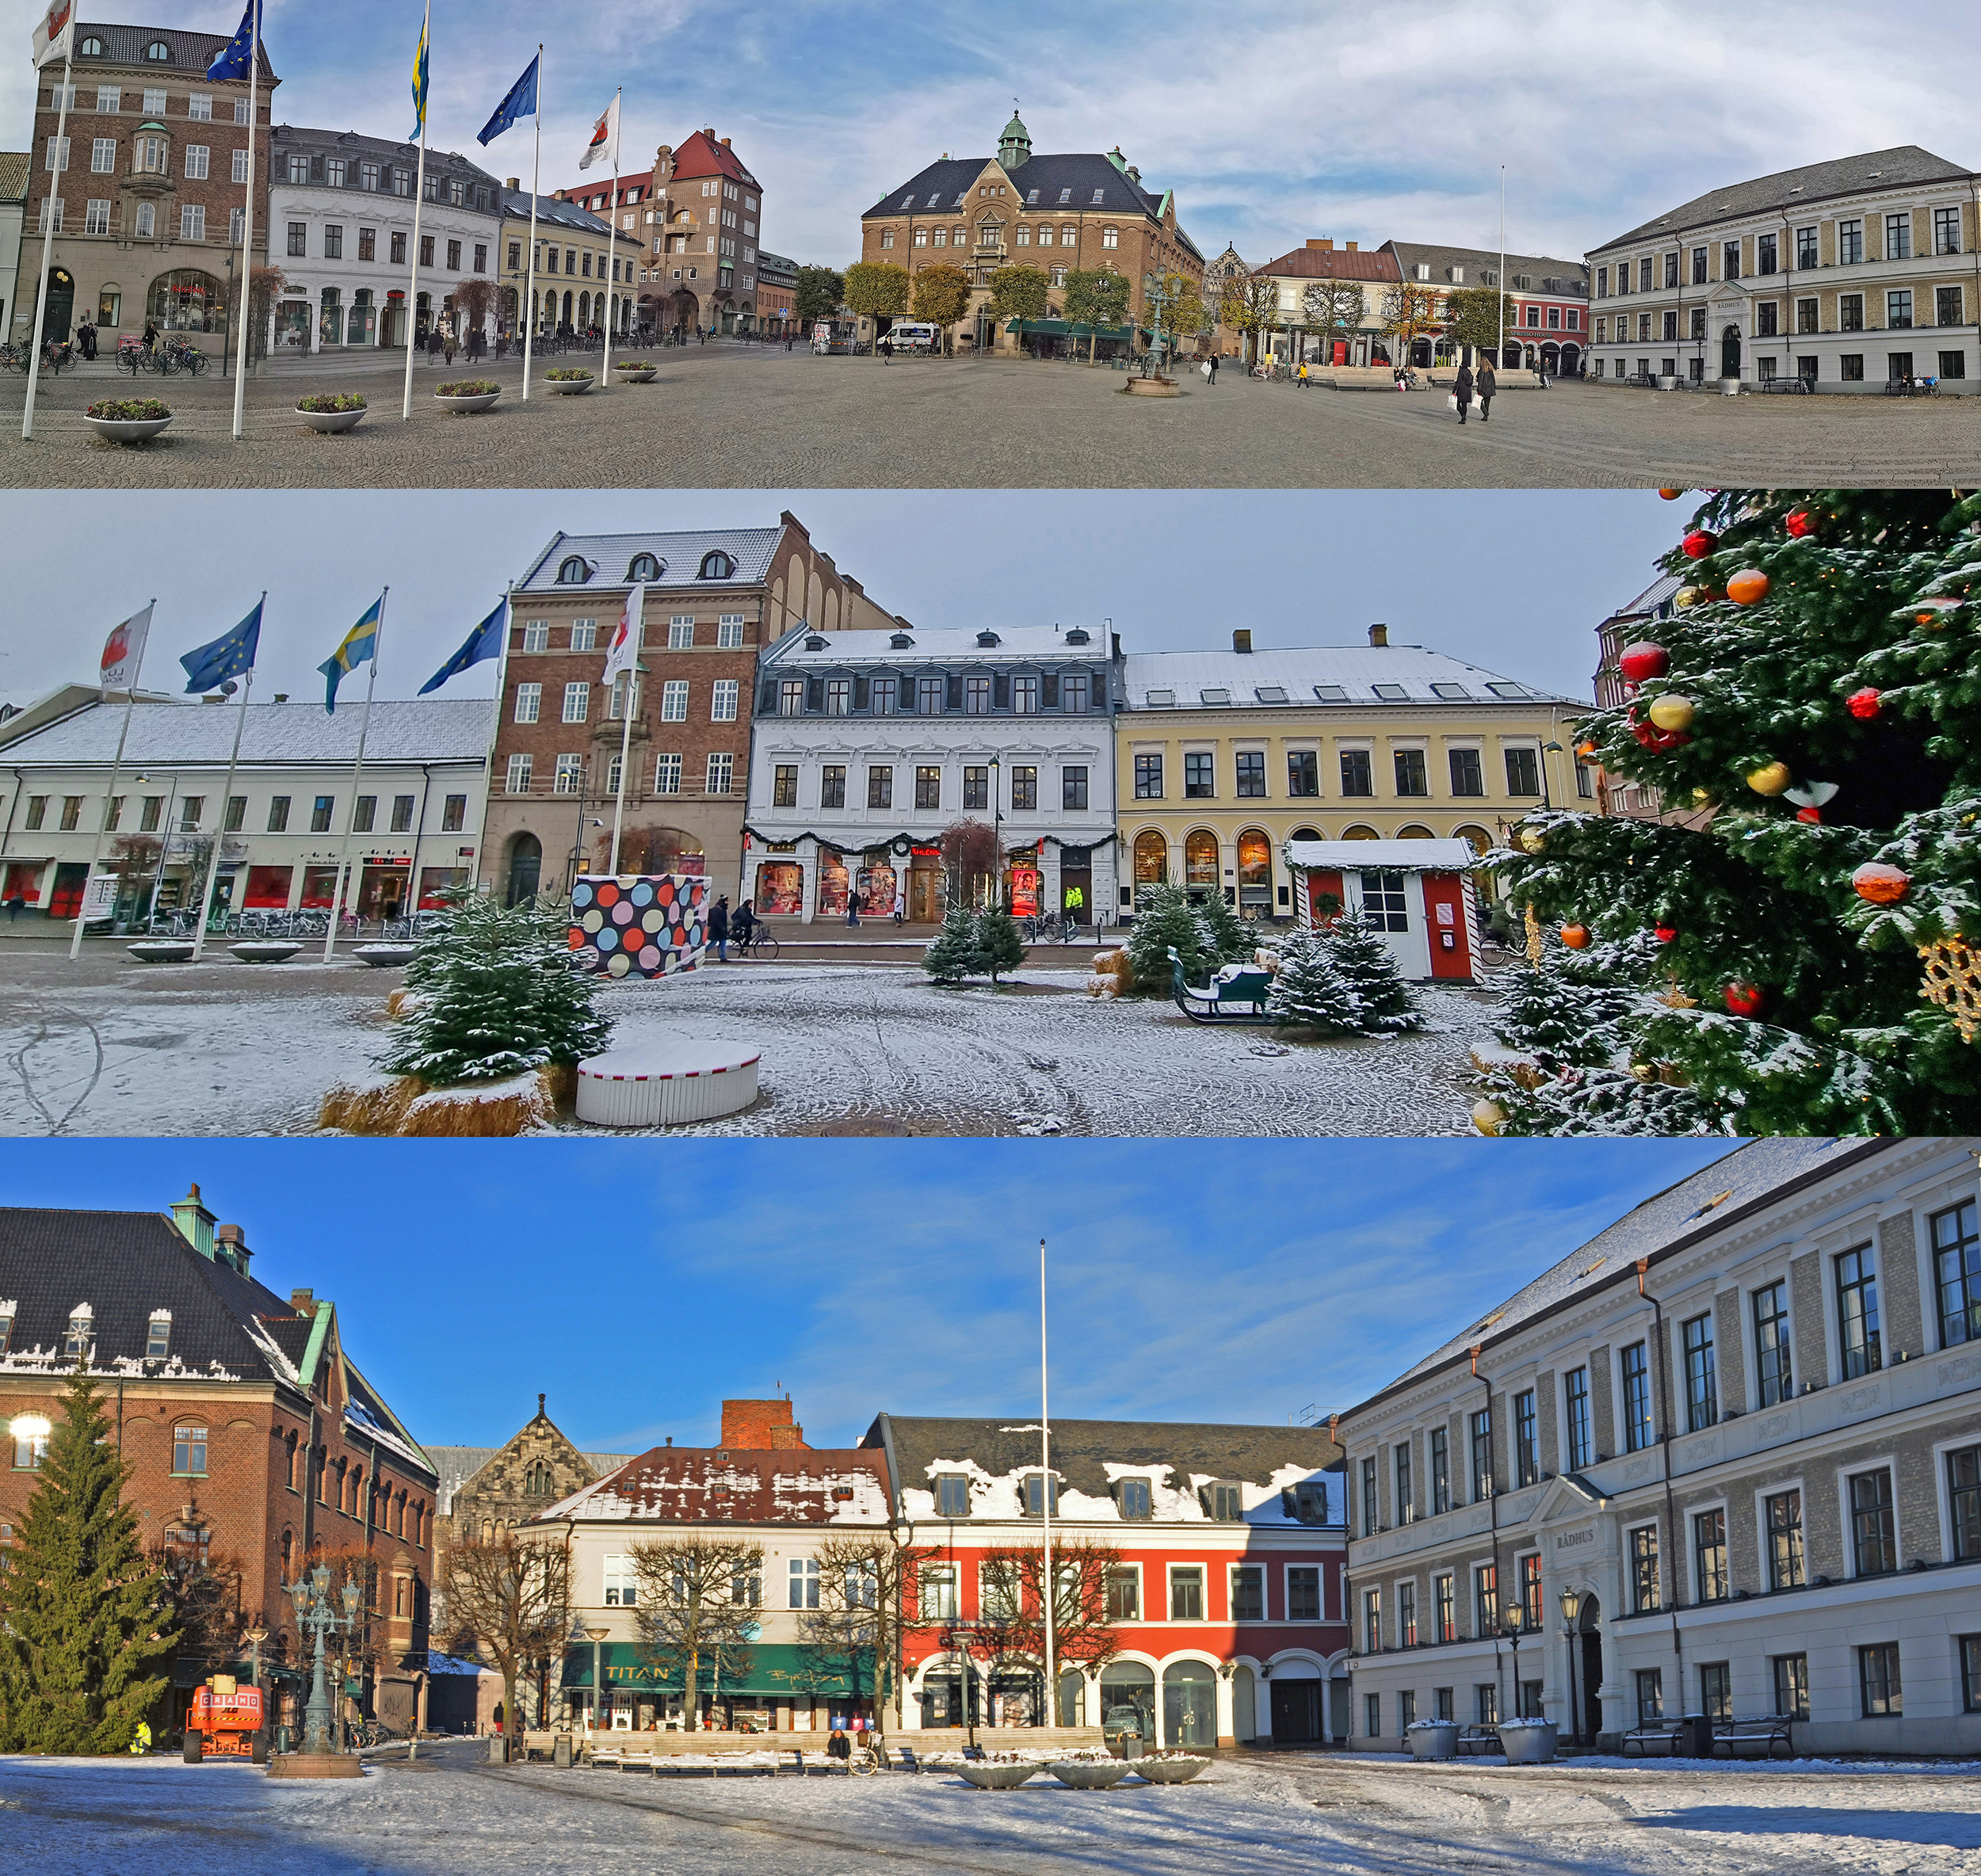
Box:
1540;741;1564;811
1503;1602;1525;1719
1559;1586;1582;1745
284;1561;362;1759
989;754;1002;907
585;1626;609;1740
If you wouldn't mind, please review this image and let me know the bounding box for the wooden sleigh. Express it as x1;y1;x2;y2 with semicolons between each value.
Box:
1168;947;1275;1024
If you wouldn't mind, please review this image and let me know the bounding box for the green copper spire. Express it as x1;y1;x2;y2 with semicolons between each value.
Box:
998;105;1031;170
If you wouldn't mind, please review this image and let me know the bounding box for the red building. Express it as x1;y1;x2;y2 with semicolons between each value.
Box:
1380;241;1590;374
865;1415;1349;1748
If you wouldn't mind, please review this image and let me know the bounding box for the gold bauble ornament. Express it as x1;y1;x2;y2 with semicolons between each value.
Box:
1471;1099;1508;1137
1746;761;1792;797
1920;935;1981;1043
1673;585;1703;610
1523;903;1544;967
1647;694;1695;732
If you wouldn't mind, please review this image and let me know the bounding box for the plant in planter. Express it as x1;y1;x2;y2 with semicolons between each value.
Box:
84;396;174;442
433;379;502;414
296;391;368;433
613;358;657;380
544;368;594;393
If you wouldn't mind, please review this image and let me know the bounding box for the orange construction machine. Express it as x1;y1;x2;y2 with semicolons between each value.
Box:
183;1677;269;1763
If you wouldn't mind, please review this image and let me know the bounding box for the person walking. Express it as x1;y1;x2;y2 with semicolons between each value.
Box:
846;883;861;927
880;334;893;364
4;893;25;924
1208;352;1220;384
892;883;906;924
709;894;731;962
1454;360;1475;424
1476;357;1496;421
76;317;97;361
1296;358;1310;388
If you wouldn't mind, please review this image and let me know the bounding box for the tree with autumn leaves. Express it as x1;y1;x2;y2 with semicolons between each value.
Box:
1482;487;1981;1136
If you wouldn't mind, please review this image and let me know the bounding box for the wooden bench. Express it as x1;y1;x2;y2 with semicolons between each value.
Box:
1713;1716;1795;1759
1621;1722;1687;1756
961;1744;987;1763
1882;379;1939;397
892;1745;922;1773
1758;376;1812;393
1454;1725;1501;1756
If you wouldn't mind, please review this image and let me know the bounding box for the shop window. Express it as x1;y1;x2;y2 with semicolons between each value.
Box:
1132;830;1166;889
1184;830;1219;887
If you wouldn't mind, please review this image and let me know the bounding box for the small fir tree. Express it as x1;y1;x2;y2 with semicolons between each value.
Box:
1196;889;1255;966
380;892;611;1085
1124;883;1212;993
975;908;1026;984
0;1366;177;1753
1325;909;1424;1033
922;904;985;984
1265;925;1365;1034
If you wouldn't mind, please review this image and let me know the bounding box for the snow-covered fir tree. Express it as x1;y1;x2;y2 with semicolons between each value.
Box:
1324;909;1424;1033
975;908;1026;983
1265;925;1365;1034
922;904;985;984
1124;883;1212;991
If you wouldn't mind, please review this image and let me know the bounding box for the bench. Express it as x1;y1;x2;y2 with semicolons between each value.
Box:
1713;1715;1795;1760
1883;379;1939;397
1455;1725;1501;1756
1758;376;1812;394
961;1744;987;1763
892;1745;923;1773
1621;1722;1687;1756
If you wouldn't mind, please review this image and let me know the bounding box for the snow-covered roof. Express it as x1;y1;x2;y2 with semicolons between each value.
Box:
0;699;494;769
1122;646;1578;710
767;623;1104;666
538;1446;890;1527
1284;839;1480;872
515;528;786;595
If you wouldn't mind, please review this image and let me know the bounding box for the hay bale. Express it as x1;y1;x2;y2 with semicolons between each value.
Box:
1254;948;1281;974
319;1074;425;1134
1085;975;1119;999
395;1070;555;1137
538;1062;578;1109
384;987;428;1020
1090;948;1134;992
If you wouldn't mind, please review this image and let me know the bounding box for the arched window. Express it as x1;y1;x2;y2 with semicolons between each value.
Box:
481;1516;494;1543
285;1430;299;1489
80;35;104;55
1340;824;1381;841
523;1458;554;1497
1098;1662;1155;1744
556;555;592;584
1184;830;1220;887
1236;829;1272;885
1132;830;1167;889
1395;823;1437;840
145;40;170;60
280;1528;294;1577
628;552;661;582
1290;826;1324;844
698;550;735;580
1162;1661;1216;1748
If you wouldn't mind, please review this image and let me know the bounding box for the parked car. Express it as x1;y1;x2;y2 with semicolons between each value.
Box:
884;322;941;354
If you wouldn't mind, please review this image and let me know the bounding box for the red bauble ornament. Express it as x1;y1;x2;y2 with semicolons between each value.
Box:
1561;924;1591;950
1654;923;1678;944
1726;569;1771;605
1723;982;1766;1019
1785;509;1816;538
1846;688;1883;720
1658;487;1685;501
1851;863;1910;906
1619;641;1670;683
1681;529;1718;560
1796;806;1823;823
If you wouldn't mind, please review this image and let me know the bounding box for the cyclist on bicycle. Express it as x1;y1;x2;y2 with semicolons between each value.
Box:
731;898;758;951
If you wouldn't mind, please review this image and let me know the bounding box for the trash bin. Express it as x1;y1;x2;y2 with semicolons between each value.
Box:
1407;1719;1460;1761
489;1733;508;1765
554;1733;573;1769
1678;1713;1716;1757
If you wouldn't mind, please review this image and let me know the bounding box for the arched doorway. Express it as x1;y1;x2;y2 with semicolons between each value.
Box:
1559;342;1580;376
1236;828;1273;917
1183;829;1220;894
1269;1665;1323;1742
1162;1661;1216;1747
1097;1662;1154;1744
1231;1664;1257;1741
1501;342;1521;369
504;833;541;906
1720;325;1741;378
1539;342;1559;375
1576;1593;1603;1745
1410;337;1433;368
40;267;75;341
1132;830;1167;900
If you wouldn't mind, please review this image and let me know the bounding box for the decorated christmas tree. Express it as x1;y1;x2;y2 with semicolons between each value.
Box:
1124;883;1213;992
0;1366;177;1753
1491;487;1981;1134
922;903;986;984
1265;925;1365;1034
380;891;612;1086
1325;909;1424;1034
975;907;1027;984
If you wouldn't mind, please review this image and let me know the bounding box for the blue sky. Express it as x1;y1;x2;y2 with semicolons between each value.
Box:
12;0;1975;265
2;1138;1739;1455
0;490;1681;711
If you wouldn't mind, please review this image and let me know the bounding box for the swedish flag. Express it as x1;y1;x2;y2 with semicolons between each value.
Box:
319;596;383;714
410;10;429;141
180;601;262;694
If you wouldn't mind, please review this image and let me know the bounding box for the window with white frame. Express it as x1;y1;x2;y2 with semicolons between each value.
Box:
653;753;681;795
562;682;590;723
1683;1313;1718;1432
85;198;109;234
521;620;550;652
553;754;584;795
1231;1565;1264;1622
1766;1488;1804;1588
570;620;597;651
504;753;532;793
513;681;541;723
1563;1366;1592;1470
184;144;209;180
1170;1565;1204;1621
179;204;204;240
668;617;695;650
91;137;116;173
705;753;733;794
1628;1523;1661;1612
1105;1565;1139;1619
716;615;745;649
660;681;689;723
980;1559;1021;1622
918;1561;956;1619
603;1555;637;1606
1362;1588;1382;1652
1288;1565;1321;1621
788;1557;820;1609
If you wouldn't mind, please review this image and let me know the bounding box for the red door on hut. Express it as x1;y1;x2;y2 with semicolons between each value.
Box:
1282;838;1479;982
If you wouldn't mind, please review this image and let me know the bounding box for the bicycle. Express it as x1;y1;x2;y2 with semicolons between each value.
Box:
164;341;208;376
731;925;779;961
0;341;34;374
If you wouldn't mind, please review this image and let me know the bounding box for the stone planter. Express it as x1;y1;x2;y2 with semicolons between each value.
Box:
613;367;658;383
1719;376;1742;397
84;413;174;444
229;940;303;963
298;405;367;433
1047;1759;1132;1790
544;376;594;395
953;1760;1039;1790
1407;1720;1460;1761
1657;374;1678;391
128;939;196;963
1132;1756;1210;1783
435;391;501;414
1124;377;1181;398
351;943;418;968
1496;1719;1557;1764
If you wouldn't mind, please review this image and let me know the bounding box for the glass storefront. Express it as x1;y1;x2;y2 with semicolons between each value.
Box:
815;848;849;917
1185;830;1220;889
242;865;292;908
1098;1662;1155;1742
755;860;803;917
1237;829;1273;912
147;269;223;332
1162;1661;1216;1748
319;286;343;347
349;288;377;345
276;298;311;349
418;866;468;908
854;861;896;917
1132;830;1167;896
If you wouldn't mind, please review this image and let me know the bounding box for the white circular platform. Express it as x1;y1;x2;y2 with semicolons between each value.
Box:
574;1040;761;1128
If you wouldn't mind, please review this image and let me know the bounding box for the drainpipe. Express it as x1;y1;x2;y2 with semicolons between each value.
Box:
1637;1259;1685;1712
1469;1346;1503;1722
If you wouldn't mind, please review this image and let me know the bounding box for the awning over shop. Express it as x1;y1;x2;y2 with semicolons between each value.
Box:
562;1642;872;1699
1003;318;1133;340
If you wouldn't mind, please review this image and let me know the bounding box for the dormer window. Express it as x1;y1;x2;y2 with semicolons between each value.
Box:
147;1313;172;1360
1117;1478;1152;1520
1063;627;1090;645
0;1310;12;1354
1290;1480;1329;1524
935;1473;969;1517
80;35;104;55
975;630;1000;647
1058;188;1071;203
145;40;171;61
698;551;735;579
889;632;914;649
1023;1473;1059;1516
555;556;592;585
64;1306;94;1358
628;553;661;582
1206;1481;1244;1521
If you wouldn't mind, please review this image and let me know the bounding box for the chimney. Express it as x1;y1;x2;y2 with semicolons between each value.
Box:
1368;623;1389;647
289;1287;315;1317
720;136;731;148
506;177;519;190
214;1222;250;1275
704;127;716;139
170;1185;216;1261
720;1398;809;1449
1346;241;1358;251
1308;238;1332;250
1232;628;1253;653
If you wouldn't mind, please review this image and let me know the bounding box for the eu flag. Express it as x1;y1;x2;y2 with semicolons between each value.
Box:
477;53;539;147
205;0;259;82
318;594;383;714
181;601;263;693
418;599;507;694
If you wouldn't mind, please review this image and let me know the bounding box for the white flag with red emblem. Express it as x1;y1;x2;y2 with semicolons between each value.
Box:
579;93;619;171
32;0;76;67
602;583;643;687
99;602;154;691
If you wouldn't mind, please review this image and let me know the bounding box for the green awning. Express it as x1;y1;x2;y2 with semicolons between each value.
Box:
562;1642;873;1699
1004;318;1132;338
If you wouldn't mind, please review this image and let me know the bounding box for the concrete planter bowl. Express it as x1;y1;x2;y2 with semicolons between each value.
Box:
1407;1720;1460;1761
1496;1719;1557;1764
953;1760;1040;1790
128;939;196;963
613;363;658;382
544;372;595;395
229;940;303;964
351;943;418;968
84;412;174;444
1131;1755;1210;1784
434;387;502;414
1047;1759;1132;1790
297;404;367;433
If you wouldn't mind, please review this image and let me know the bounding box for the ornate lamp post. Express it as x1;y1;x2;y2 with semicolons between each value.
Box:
1503;1601;1525;1718
1139;272;1179;378
1559;1586;1582;1745
285;1562;361;1758
585;1626;609;1737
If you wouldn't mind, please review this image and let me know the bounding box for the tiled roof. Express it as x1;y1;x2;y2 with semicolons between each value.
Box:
766;623;1105;666
865;152;1170;224
1588;145;1976;255
503;189;609;234
71;21;277;84
516;526;786;594
0;151;29;203
1254;246;1400;283
668;128;761;189
1383;240;1587;292
1121;646;1580;710
538;1446;890;1525
269;126;499;193
0;698;494;769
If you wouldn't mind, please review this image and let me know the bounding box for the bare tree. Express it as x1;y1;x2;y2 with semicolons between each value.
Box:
629;1535;764;1732
437;1530;572;1759
1220;272;1281;364
975;1537;1127;1722
452;278;498;345
797;1529;938;1748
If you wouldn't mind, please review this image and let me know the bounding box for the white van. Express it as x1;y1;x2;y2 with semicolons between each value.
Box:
885;322;941;354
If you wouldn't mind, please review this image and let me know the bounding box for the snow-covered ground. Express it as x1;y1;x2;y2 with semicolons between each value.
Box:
2;1744;1977;1875
0;953;1495;1137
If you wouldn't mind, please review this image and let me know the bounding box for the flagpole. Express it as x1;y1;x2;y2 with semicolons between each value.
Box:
323;590;387;963
479;586;513;896
70;602;151;960
522;47;541;400
230;0;261;441
401;0;432;421
601;86;620;376
607;600;639;875
1040;1235;1055;1732
21;34;74;442
189;624;260;964
1497;165;1506;374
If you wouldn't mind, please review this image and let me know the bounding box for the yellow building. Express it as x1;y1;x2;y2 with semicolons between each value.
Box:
1114;628;1586;921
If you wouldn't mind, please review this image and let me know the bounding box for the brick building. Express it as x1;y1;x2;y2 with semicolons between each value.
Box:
1590;573;1687;822
0;1186;437;1741
857;111;1203;354
496;184;612;340
1339;1137;1981;1756
17;21;277;352
1379;241;1589;373
482;513;911;907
